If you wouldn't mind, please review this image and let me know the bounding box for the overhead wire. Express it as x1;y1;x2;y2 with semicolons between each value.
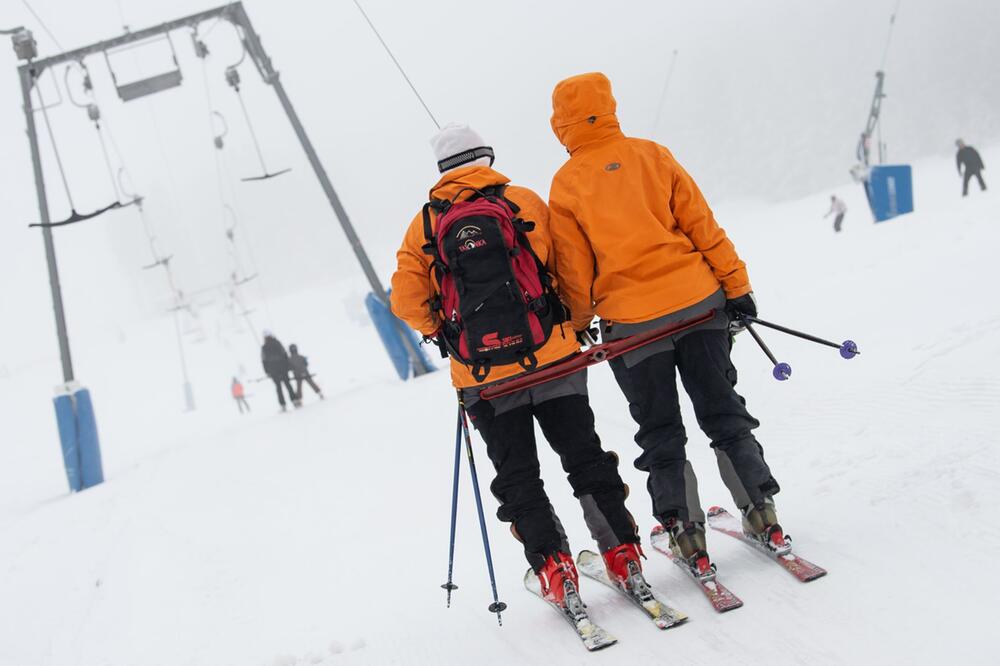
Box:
879;0;903;72
20;0;64;51
34;83;78;211
352;0;440;130
195;31;272;336
651;49;679;137
876;0;903;163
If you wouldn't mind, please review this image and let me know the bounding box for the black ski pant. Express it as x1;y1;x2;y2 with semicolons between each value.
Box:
295;375;322;398
464;381;638;573
833;213;844;233
609;328;780;526
235;396;250;413
269;373;296;407
963;169;986;196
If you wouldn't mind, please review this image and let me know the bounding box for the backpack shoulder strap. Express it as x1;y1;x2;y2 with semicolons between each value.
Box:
482;184;521;214
421;200;451;303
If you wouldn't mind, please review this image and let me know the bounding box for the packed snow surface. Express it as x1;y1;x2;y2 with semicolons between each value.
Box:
1;144;997;665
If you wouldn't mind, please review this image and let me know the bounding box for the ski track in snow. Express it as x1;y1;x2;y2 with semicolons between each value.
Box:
1;150;998;665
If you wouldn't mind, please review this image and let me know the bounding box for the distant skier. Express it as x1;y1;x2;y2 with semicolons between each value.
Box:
260;330;299;411
391;123;647;614
231;377;250;414
955;139;986;197
824;195;847;233
547;72;786;580
288;344;324;401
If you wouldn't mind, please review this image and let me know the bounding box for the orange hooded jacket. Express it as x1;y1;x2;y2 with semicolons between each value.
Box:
548;72;752;331
390;165;579;388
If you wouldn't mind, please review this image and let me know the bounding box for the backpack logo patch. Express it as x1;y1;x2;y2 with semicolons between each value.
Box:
605;162;621;171
459;238;487;253
457;225;482;239
479;331;524;352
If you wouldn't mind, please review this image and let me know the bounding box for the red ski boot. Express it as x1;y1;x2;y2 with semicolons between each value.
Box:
537;552;580;609
602;542;644;587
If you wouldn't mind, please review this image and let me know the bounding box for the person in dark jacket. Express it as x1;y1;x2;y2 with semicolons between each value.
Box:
261;330;299;411
288;344;324;401
956;139;986;196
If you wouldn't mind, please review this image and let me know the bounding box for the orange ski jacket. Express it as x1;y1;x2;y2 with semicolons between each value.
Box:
390;165;579;388
548;72;752;331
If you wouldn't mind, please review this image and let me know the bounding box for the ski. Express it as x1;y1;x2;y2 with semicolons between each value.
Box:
707;506;827;582
649;525;744;613
576;550;688;630
523;569;617;651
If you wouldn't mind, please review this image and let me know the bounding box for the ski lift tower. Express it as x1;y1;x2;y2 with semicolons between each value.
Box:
850;7;915;225
9;2;432;493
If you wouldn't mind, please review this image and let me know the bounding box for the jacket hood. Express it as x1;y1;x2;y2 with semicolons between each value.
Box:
429;165;511;201
550;72;624;154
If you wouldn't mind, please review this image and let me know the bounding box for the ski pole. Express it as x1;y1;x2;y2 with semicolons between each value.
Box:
741;318;792;381
440;407;462;607
742;315;859;359
458;395;508;626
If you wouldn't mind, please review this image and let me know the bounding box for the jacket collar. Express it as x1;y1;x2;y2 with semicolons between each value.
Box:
429;165;511;202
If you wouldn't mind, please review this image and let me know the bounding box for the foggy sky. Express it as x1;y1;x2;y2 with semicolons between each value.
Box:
1;0;998;359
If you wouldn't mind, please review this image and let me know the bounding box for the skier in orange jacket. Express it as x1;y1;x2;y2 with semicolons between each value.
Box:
547;72;784;577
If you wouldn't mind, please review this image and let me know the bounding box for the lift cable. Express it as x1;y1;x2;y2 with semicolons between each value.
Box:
28;79;126;228
352;0;439;130
651;49;679;137
20;0;63;51
879;0;903;72
194;28;272;332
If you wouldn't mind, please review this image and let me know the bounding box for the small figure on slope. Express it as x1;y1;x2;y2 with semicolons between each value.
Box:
231;376;250;414
260;330;300;411
824;195;847;233
956;139;986;197
288;343;324;401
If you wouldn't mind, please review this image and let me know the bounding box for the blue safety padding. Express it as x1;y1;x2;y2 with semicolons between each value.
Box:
53;394;82;492
867;164;914;222
52;387;104;492
365;291;435;380
73;389;104;489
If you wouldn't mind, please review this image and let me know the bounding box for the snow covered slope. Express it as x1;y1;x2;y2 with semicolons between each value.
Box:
0;148;997;665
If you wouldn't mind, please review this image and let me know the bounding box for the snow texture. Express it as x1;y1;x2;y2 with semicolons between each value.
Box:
0;1;998;664
1;144;997;664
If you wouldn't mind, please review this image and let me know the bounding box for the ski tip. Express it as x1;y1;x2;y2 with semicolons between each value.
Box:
801;568;829;582
650;524;666;537
586;637;618;652
707;505;727;518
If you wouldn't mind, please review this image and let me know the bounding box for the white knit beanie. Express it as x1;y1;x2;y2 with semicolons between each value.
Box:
430;122;495;173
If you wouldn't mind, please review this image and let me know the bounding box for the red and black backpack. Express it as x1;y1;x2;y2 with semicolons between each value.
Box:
421;185;568;382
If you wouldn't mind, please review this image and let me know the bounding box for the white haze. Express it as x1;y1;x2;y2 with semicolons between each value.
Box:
1;0;998;362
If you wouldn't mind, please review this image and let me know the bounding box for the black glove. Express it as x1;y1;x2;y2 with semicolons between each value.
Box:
726;293;757;334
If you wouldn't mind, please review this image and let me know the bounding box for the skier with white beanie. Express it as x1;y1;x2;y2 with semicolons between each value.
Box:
390;123;666;624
